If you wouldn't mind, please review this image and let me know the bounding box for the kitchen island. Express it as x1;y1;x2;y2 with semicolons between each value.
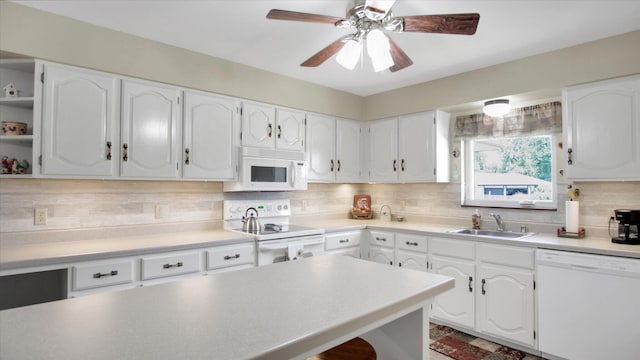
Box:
0;255;453;360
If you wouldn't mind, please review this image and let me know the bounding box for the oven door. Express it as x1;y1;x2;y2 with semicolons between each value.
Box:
257;235;325;266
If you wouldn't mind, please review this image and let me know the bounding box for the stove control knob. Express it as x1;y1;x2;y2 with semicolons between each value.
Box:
277;205;282;211
284;205;289;210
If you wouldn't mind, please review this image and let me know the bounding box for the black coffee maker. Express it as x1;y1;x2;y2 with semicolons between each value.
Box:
610;209;640;245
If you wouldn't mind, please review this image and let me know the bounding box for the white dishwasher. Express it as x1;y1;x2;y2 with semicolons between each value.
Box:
536;249;640;360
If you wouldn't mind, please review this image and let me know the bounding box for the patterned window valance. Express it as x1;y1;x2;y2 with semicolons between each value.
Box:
454;101;562;140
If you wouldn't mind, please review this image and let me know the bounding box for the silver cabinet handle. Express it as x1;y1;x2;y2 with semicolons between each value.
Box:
122;143;128;162
405;241;418;246
468;276;473;292
376;237;387;242
267;123;273;137
337;160;341;172
224;254;240;260
185;148;190;165
277;125;282;138
481;278;486;295
106;141;112;160
163;262;183;269
393;159;397;172
330;159;334;172
401;158;405;171
567;148;573;165
93;270;118;279
339;239;349;243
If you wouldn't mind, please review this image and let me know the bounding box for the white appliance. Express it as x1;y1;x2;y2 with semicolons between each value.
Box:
223;200;325;266
223;148;308;192
536;249;640;360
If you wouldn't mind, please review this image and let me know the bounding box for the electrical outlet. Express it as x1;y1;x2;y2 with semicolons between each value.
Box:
34;208;47;225
301;200;308;211
155;204;167;219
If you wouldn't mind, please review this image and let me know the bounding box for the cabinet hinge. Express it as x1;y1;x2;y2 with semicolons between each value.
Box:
40;72;44;83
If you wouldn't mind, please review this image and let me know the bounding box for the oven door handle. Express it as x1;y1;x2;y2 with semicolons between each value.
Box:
259;239;325;251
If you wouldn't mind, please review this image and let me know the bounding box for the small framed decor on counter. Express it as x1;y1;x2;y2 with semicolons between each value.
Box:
352;195;372;219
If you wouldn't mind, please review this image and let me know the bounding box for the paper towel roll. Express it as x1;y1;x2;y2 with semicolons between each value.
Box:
566;201;579;233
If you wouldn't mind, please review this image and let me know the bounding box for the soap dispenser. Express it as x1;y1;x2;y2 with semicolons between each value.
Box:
472;209;482;229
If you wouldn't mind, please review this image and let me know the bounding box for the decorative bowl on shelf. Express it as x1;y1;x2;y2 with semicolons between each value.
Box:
1;121;27;136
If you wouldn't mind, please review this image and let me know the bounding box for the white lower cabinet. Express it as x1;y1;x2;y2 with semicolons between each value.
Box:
325;231;361;258
206;243;255;273
367;230;395;265
428;237;537;349
429;237;476;330
396;233;428;271
68;258;137;297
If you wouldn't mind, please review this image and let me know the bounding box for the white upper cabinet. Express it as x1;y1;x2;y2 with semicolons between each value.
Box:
335;119;364;182
563;75;640;180
241;102;305;151
307;114;364;182
183;91;239;180
369;111;450;183
120;79;180;179
241;101;276;149
307;113;336;181
41;63;120;177
275;108;305;151
369;117;398;182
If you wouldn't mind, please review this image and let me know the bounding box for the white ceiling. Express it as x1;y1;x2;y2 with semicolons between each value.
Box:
13;0;640;96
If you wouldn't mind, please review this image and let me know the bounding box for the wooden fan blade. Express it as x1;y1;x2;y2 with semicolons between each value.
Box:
301;36;350;67
267;9;344;25
402;13;480;35
388;38;413;72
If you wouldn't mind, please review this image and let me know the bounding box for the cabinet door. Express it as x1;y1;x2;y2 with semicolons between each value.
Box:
183;91;239;180
275;108;305;151
368;246;394;266
563;75;640;180
430;255;475;329
398;111;435;182
121;80;180;178
241;102;275;148
397;250;427;271
335;119;363;182
41;63;119;176
369;118;398;182
306;113;336;181
477;264;535;347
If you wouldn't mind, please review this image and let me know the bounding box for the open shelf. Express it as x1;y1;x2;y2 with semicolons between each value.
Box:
0;97;34;109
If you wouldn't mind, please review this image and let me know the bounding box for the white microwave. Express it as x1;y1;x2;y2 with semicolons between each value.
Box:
223;148;308;192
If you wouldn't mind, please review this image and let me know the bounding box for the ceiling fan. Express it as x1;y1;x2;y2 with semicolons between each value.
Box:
266;0;480;72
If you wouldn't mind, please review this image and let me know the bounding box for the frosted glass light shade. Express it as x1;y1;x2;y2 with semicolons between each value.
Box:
483;99;511;117
336;39;361;70
367;29;393;72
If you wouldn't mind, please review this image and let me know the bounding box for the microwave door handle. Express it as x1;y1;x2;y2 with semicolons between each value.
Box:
290;163;295;186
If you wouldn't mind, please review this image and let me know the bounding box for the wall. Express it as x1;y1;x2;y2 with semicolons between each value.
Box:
0;2;639;238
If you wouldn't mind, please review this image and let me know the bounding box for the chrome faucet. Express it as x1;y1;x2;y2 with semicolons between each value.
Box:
490;213;505;231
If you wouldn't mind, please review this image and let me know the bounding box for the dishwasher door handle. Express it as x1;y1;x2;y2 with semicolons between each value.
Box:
570;264;600;272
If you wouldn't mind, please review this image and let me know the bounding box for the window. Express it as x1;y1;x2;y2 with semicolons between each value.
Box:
462;134;557;209
454;101;562;210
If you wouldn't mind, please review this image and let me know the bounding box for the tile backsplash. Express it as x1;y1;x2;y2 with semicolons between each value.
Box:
1;179;638;236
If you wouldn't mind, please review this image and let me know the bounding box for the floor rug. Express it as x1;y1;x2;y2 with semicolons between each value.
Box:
429;324;541;360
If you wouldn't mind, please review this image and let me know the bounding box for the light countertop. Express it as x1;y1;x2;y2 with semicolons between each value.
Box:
0;255;454;360
2;218;640;273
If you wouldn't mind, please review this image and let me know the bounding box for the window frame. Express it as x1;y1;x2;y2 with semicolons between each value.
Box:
461;133;558;210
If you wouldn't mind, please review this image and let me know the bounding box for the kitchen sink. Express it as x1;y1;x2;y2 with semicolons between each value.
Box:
448;228;534;240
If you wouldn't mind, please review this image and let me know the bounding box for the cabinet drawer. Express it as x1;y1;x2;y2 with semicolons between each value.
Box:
326;247;361;258
206;243;255;270
430;237;475;260
72;259;134;291
369;230;395;248
477;243;535;269
325;231;361;251
140;251;201;280
396;233;428;253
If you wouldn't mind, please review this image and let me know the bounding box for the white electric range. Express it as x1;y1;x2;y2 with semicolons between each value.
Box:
223;200;325;265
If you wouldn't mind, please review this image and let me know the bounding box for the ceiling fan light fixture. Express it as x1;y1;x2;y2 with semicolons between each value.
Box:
483;99;511;117
367;29;393;72
336;38;362;70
